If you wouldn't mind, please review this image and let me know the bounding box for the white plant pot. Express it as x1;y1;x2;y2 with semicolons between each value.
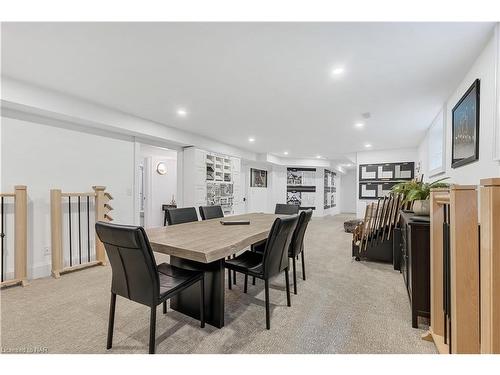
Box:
412;199;430;216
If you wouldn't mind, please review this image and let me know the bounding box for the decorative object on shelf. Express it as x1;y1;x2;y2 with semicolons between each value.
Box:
156;162;167;175
358;162;415;200
451;79;480;169
286;168;316;210
250;168;267;187
170;194;176;206
391;177;450;216
207;182;233;215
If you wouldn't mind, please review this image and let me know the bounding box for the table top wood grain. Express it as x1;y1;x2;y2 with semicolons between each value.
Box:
146;213;280;263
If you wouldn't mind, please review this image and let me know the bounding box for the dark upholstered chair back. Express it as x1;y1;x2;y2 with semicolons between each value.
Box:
262;215;298;278
165;207;198;225
275;203;300;215
289;209;313;258
199;205;224;220
95;222;159;306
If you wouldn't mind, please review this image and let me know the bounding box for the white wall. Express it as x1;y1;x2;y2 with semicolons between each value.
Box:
1;117;135;278
418;32;500;184
139;145;177;228
340;170;356;213
356;147;418;217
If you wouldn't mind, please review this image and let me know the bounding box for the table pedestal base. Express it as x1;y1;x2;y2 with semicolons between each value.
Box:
169;256;225;328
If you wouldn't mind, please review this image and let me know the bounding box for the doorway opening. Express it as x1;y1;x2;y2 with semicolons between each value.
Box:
137;144;178;228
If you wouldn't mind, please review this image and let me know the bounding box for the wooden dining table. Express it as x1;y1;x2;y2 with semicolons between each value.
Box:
146;212;280;328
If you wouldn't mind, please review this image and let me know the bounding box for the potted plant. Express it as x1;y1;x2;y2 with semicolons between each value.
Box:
391;177;449;216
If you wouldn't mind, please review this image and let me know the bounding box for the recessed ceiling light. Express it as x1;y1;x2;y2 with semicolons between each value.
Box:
283;151;289;155
354;122;364;129
331;67;344;76
364;143;372;148
176;108;188;117
248;137;255;143
316;155;322;159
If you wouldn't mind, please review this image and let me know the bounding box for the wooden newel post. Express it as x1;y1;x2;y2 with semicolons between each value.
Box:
14;185;28;286
480;178;500;354
93;186;113;266
50;189;63;278
450;185;480;354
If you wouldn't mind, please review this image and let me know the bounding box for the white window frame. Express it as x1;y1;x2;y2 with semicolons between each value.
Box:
428;108;446;177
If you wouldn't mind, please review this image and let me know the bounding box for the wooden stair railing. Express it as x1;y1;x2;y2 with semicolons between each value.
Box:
424;185;480;354
50;185;113;278
479;178;500;353
0;185;28;288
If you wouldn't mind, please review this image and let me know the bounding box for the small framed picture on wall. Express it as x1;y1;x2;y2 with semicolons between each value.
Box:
250;168;268;187
451;79;480;168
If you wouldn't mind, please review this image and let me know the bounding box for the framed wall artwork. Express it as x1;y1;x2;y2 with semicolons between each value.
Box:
250;168;268;187
451;79;480;168
286;167;316;210
358;161;414;200
323;169;336;209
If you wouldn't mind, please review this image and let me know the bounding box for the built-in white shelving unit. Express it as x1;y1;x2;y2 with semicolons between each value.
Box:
183;147;242;216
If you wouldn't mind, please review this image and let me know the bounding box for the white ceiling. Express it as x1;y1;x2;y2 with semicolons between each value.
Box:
1;22;495;160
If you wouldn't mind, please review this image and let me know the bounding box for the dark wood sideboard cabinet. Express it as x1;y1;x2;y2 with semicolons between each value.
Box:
398;211;431;328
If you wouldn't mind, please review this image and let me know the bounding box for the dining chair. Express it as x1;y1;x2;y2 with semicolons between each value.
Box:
95;221;205;354
224;215;298;329
288;209;313;294
252;210;312;294
275;203;300;215
199;205;224;220
165;207;198;225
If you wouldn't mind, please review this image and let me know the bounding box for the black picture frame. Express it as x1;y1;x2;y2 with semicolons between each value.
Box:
250;168;267;187
451;79;480;169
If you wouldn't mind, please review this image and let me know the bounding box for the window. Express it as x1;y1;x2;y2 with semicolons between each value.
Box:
428;109;445;176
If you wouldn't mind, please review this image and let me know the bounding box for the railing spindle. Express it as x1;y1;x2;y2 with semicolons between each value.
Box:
87;196;91;262
78;196;82;264
68;196;72;267
1;196;4;283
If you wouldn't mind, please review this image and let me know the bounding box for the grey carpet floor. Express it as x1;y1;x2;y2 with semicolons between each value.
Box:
0;214;436;354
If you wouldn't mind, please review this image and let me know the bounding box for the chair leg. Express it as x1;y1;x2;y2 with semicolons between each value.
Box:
292;257;298;295
285;267;291;307
199;276;205;328
301;250;306;280
233;255;237;285
244;274;248;293
228;268;232;289
264;279;270;330
149;306;156;354
163;301;167;314
252;276;256;285
106;292;116;350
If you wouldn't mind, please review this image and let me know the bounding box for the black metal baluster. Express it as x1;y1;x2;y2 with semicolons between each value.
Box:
87;196;91;262
1;196;5;282
443;204;448;345
78;196;82;264
447;205;452;354
68;196;72;267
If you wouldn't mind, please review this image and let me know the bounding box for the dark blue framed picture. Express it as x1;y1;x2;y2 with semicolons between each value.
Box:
451;79;480;169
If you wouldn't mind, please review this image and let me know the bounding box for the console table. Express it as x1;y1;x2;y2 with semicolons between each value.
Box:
398;211;431;328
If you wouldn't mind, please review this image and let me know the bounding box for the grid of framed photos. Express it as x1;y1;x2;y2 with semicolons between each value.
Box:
286;167;316;210
358;162;414;200
324;169;336;209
